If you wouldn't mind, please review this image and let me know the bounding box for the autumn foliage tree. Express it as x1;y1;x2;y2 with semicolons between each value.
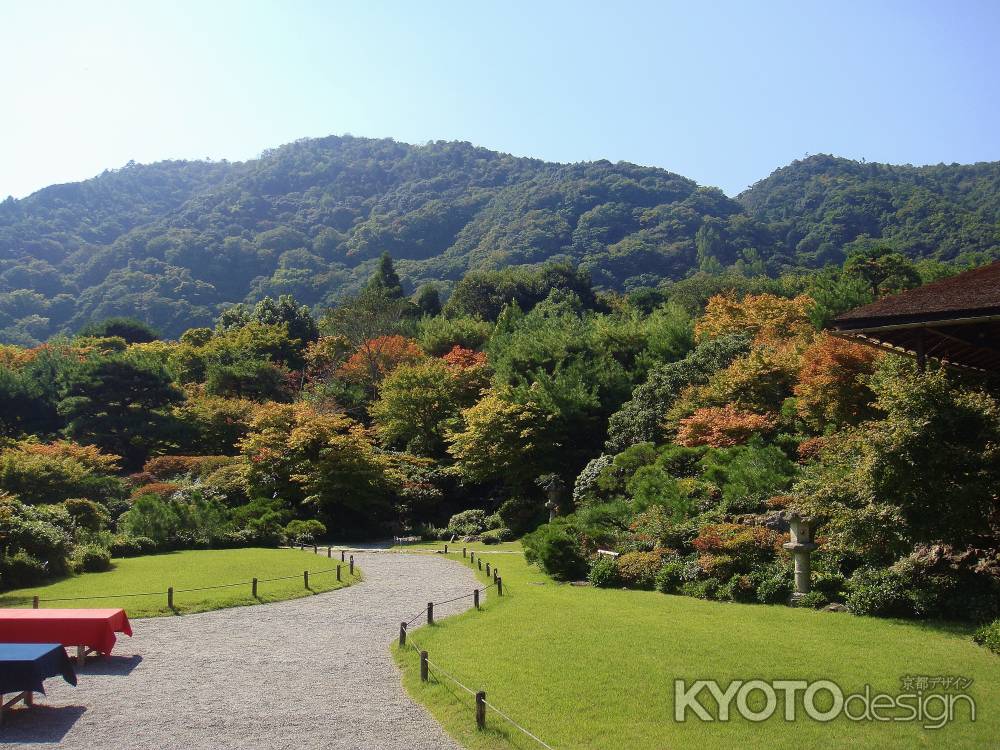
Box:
676;405;777;448
336;335;426;390
793;333;880;432
695;293;816;346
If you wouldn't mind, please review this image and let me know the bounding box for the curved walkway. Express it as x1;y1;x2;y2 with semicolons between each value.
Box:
2;551;480;749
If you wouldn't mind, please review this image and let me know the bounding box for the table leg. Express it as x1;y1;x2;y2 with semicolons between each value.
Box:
77;645;86;665
24;691;33;706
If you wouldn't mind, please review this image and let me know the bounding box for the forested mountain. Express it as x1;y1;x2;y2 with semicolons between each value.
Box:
738;154;1000;267
2;137;999;343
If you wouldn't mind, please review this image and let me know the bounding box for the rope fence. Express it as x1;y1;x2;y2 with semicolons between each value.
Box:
2;562;356;609
390;545;554;749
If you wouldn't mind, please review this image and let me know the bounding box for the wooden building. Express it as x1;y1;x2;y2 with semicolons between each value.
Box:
831;260;1000;374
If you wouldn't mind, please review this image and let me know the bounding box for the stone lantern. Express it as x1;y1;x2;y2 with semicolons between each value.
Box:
782;512;817;603
535;473;565;522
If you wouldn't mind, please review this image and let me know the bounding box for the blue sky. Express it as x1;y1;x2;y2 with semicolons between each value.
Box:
2;0;998;199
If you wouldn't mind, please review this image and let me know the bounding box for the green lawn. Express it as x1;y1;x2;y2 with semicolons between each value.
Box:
0;547;361;617
395;544;999;750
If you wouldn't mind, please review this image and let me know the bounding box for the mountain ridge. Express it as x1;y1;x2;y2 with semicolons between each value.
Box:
1;135;998;343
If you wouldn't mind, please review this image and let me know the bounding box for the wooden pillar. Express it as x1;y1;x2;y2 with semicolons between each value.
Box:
399;622;407;647
476;691;486;729
420;651;429;682
427;601;434;625
252;578;258;598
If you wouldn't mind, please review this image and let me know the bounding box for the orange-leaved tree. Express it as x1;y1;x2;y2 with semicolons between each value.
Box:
336;335;426;392
676;405;777;448
793;332;880;432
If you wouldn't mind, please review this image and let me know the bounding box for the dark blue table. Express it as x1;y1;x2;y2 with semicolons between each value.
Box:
0;643;77;722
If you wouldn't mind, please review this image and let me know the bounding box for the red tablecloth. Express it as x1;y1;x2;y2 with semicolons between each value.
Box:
0;609;132;655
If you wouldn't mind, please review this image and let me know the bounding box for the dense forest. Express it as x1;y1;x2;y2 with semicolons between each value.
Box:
1;246;997;629
2;136;999;344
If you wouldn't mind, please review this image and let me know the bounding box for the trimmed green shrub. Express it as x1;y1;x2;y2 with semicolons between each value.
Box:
615;550;666;589
718;574;758;603
72;543;112;573
523;522;588;581
109;535;157;557
285;519;327;544
795;591;830;609
973;620;1000;655
811;571;847;600
752;562;794;604
1;551;48;589
680;578;719;600
654;559;686;594
447;509;488;537
587;556;619;587
846;567;914;617
480;527;513;544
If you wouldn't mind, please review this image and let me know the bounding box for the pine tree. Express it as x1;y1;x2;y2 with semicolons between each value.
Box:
366;252;404;299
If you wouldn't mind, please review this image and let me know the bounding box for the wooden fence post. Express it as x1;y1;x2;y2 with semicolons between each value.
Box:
304;570;309;589
497;577;503;596
420;650;429;682
327;546;332;558
336;564;341;581
462;547;467;558
444;543;448;554
399;622;407;647
349;555;354;575
167;587;174;609
341;549;346;562
313;544;318;554
252;578;258;598
478;558;482;571
474;589;480;609
493;568;498;583
427;601;434;625
486;562;491;577
476;691;486;729
32;596;39;609
470;551;475;564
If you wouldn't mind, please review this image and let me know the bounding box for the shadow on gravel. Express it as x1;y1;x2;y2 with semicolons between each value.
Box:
0;705;87;741
77;654;143;676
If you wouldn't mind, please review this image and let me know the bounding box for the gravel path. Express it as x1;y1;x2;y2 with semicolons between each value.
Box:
1;551;480;749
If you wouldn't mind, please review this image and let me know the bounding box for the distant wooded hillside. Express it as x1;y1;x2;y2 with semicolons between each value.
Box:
1;136;997;342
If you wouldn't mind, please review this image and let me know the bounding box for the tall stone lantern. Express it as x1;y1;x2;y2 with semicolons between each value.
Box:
782;512;817;603
535;473;565;522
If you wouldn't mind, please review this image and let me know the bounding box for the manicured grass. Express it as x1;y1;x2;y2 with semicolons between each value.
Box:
395;544;999;750
0;548;361;617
